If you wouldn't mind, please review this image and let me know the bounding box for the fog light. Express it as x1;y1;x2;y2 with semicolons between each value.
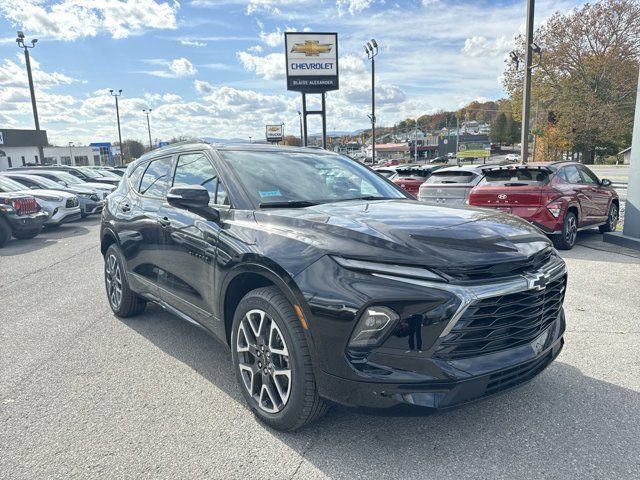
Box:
349;306;399;347
546;202;562;218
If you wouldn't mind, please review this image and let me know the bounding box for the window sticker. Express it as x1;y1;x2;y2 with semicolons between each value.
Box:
259;190;282;198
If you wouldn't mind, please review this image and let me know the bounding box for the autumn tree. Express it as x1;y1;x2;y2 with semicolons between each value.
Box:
502;0;640;163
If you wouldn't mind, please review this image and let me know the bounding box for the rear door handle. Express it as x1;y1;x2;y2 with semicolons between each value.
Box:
120;203;131;212
157;216;171;227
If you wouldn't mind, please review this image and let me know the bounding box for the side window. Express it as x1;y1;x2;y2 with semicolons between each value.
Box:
18;178;36;188
139;157;173;197
563;166;582;184
173;152;229;205
128;161;147;192
579;166;599;185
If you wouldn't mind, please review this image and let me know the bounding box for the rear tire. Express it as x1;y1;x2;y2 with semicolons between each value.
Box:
599;203;618;233
104;244;146;317
231;286;328;431
12;226;42;240
552;211;578;250
0;218;11;248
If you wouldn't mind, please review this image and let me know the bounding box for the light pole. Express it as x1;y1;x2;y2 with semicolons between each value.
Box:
68;142;73;166
249;136;252;144
16;31;43;164
109;89;124;165
520;0;536;163
414;119;418;163
364;39;378;164
143;109;153;150
297;111;303;146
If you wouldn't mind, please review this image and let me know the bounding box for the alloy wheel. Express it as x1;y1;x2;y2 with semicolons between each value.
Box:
236;309;292;414
105;254;123;309
565;215;577;246
609;204;618;230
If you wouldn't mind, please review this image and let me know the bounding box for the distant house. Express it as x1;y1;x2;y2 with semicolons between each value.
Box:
618;147;632;165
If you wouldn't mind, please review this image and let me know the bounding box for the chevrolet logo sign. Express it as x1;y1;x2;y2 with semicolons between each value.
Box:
291;40;333;56
527;272;550;291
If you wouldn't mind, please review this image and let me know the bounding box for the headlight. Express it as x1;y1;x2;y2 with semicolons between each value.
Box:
332;256;445;282
349;306;399;347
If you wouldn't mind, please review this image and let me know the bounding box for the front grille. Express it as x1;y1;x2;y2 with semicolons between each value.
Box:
438;249;553;281
66;197;79;208
486;352;553;395
436;275;566;359
13;197;39;215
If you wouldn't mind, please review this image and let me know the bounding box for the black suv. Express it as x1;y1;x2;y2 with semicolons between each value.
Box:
101;142;567;431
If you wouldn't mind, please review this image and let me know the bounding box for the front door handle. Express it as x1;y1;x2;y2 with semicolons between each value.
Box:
157;216;171;227
120;203;131;212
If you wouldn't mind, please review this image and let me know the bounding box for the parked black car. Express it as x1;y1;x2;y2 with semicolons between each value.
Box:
0;192;48;247
101;142;567;431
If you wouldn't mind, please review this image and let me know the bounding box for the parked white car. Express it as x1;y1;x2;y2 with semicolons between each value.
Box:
505;153;521;162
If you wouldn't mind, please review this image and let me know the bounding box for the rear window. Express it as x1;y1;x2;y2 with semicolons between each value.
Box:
480;168;550;186
424;171;476;184
395;169;430;179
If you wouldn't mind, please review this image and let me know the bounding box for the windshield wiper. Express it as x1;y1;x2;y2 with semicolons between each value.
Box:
328;196;396;203
503;182;530;186
259;200;318;208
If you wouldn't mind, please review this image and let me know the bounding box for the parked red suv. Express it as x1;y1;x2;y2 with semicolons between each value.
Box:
392;165;442;197
468;162;619;249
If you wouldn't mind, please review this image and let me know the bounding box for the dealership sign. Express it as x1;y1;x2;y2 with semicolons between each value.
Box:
458;141;491;158
285;32;339;93
265;124;284;142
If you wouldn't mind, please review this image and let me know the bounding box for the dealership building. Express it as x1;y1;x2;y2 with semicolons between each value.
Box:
0;128;117;170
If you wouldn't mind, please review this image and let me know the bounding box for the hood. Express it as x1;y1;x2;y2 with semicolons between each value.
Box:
81;182;115;191
67;187;97;195
254;199;551;269
18;189;75;202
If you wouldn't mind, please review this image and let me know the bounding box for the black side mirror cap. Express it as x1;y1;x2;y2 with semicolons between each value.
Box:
600;178;612;187
167;185;210;208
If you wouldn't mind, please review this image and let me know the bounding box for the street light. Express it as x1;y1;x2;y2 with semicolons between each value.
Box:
68;142;74;166
143;109;153;150
364;38;378;164
109;89;124;165
249;136;252;144
16;31;43;164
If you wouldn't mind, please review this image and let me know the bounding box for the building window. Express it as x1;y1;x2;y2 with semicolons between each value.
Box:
35;155;39;163
7;157;11;168
43;157;56;165
93;155;100;166
75;156;89;166
60;156;71;165
21;156;26;166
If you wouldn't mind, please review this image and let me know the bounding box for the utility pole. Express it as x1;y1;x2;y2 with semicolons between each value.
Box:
16;31;44;164
364;39;378;164
297;111;303;146
456;115;460;165
109;90;124;165
143;109;152;150
414;120;418;163
521;0;535;164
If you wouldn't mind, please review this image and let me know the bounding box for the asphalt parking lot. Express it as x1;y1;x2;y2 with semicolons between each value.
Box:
1;217;639;479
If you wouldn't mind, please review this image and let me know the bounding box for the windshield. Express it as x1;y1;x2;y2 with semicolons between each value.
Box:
0;177;27;192
75;167;102;179
46;172;85;185
395;169;432;179
425;171;477;184
480;168;550;186
219;150;405;207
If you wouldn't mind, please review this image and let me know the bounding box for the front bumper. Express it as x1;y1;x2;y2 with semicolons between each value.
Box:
45;206;82;226
316;314;564;409
80;198;104;216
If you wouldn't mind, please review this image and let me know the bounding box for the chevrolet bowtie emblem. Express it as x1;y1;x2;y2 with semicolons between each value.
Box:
291;40;332;56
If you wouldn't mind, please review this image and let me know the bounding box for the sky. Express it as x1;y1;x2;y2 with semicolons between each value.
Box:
0;0;586;146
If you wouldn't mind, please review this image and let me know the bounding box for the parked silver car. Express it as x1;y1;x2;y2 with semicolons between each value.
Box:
418;165;495;205
0;172;104;217
0;176;81;227
16;170;116;200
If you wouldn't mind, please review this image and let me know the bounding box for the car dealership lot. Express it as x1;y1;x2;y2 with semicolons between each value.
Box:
1;218;639;479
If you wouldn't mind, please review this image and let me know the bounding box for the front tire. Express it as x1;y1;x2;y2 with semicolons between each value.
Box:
231;286;327;431
104;244;146;317
599;203;618;233
0;218;11;247
552;211;578;250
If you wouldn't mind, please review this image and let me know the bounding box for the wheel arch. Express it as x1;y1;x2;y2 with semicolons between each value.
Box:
220;261;313;350
100;227;119;256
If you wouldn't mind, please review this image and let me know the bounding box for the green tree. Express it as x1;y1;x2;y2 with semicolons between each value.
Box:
122;139;145;160
491;112;508;144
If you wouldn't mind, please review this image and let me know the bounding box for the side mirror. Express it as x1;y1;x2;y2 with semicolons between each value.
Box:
167;185;210;209
600;178;612;187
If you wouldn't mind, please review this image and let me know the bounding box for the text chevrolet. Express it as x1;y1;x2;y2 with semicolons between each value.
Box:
101;143;567;431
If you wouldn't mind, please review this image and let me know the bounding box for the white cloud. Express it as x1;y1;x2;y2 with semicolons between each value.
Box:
180;39;207;47
337;0;373;16
140;57;198;78
236;51;285;81
259;27;284;47
0;55;79;88
461;36;513;58
248;45;264;53
0;0;179;40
